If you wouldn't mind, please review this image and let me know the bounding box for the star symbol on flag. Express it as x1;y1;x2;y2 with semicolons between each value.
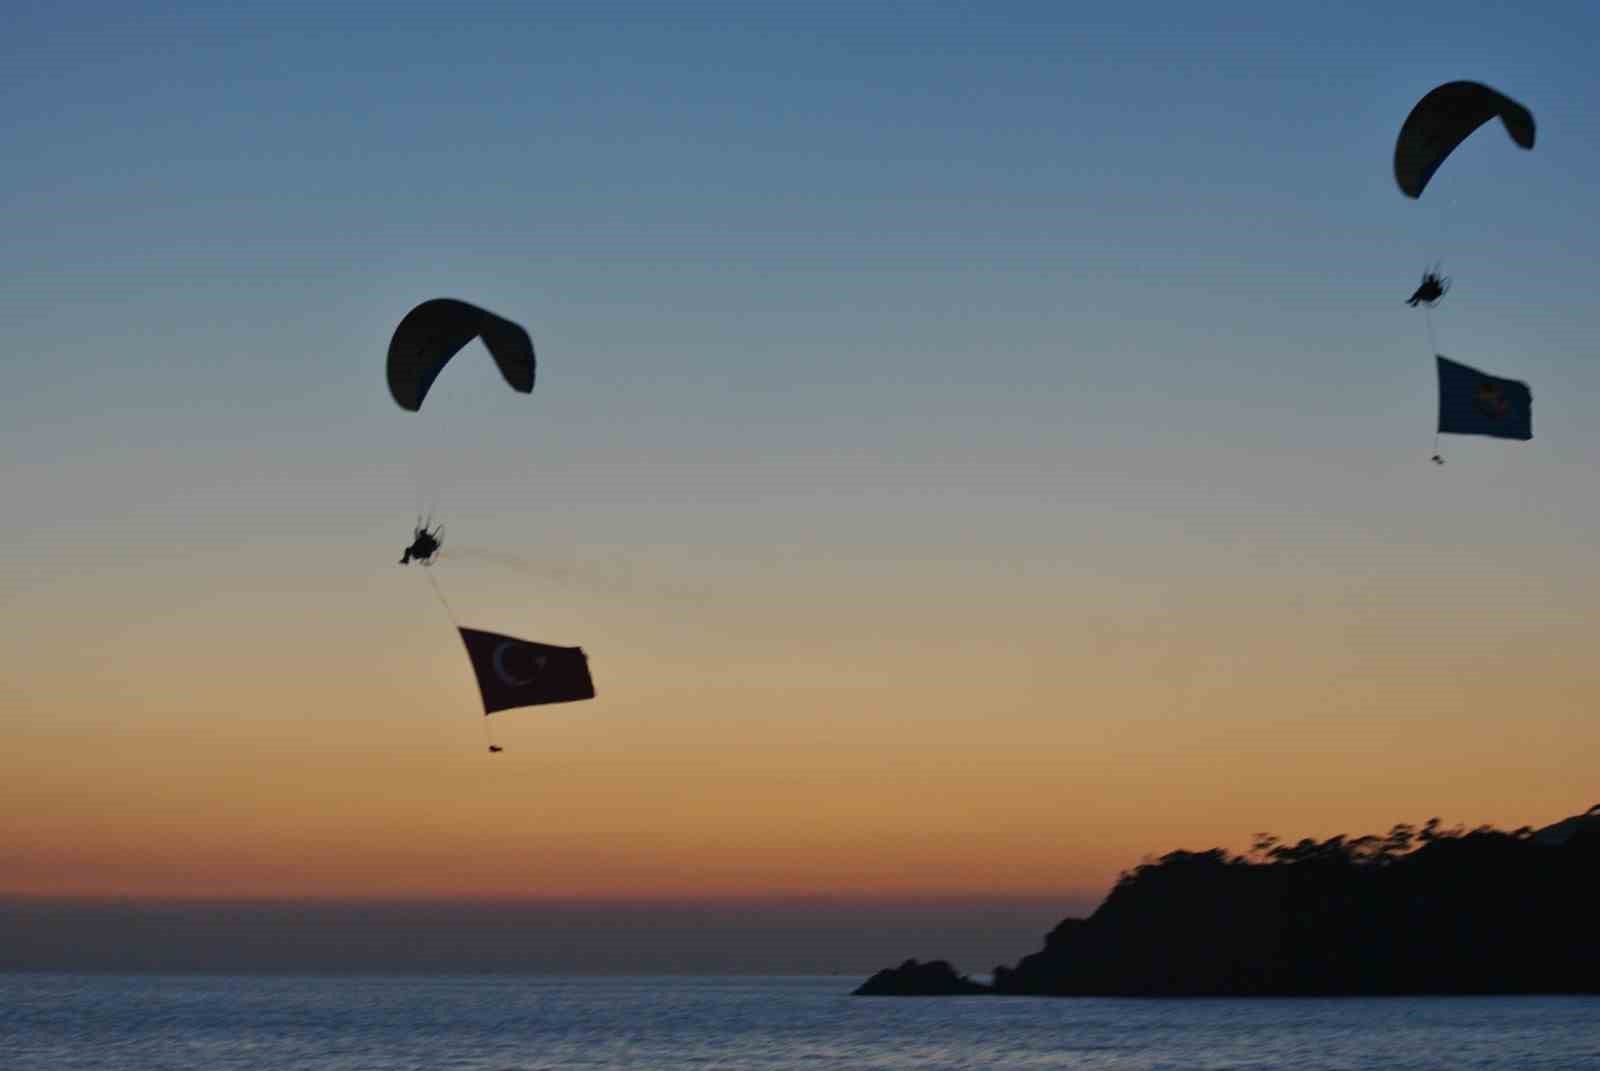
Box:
1474;382;1508;420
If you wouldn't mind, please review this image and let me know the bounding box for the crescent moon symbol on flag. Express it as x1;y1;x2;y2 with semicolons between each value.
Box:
492;642;531;687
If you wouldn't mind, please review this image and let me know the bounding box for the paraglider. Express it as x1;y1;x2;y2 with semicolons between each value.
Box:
1391;84;1540;462
386;297;530;567
387;298;535;412
398;521;443;565
1394;81;1535;199
383;299;596;752
1406;268;1449;307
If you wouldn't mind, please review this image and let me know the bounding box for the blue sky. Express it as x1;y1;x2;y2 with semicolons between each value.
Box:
7;1;1597;599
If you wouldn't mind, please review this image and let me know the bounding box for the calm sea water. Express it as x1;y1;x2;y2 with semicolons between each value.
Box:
4;974;1598;1070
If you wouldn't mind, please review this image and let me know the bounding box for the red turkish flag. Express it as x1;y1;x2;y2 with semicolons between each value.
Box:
457;628;595;714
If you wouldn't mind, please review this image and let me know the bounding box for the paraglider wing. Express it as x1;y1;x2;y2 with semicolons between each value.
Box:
478;313;536;396
1394;81;1535;199
386;299;536;411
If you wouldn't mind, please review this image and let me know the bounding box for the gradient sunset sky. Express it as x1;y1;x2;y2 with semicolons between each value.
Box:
4;2;1599;966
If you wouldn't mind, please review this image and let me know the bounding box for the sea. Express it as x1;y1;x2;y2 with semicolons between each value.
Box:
4;974;1598;1070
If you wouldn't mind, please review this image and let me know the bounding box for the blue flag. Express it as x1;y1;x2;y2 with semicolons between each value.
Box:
1436;355;1531;441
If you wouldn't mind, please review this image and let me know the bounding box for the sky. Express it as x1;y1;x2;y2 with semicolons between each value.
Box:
3;1;1599;971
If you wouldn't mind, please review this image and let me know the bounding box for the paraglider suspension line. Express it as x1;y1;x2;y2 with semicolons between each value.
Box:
1424;310;1443;464
424;567;459;627
411;475;439;534
424;568;499;752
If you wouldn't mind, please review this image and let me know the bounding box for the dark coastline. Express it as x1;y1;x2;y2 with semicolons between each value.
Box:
857;808;1600;997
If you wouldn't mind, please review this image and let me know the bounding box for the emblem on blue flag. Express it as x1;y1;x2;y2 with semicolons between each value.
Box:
1436;356;1531;442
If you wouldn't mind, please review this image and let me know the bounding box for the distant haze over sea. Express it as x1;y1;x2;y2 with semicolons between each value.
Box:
0;896;1085;975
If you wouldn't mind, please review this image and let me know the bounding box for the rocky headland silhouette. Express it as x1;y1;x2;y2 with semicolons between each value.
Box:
854;958;990;996
856;807;1600;997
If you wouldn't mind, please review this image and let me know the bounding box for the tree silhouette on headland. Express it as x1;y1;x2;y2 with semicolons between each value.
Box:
860;808;1600;997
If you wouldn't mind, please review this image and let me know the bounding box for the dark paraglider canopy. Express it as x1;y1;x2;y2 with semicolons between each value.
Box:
386;298;536;411
1394;81;1535;199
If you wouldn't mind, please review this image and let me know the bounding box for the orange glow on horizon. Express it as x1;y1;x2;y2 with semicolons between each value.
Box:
5;547;1596;905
